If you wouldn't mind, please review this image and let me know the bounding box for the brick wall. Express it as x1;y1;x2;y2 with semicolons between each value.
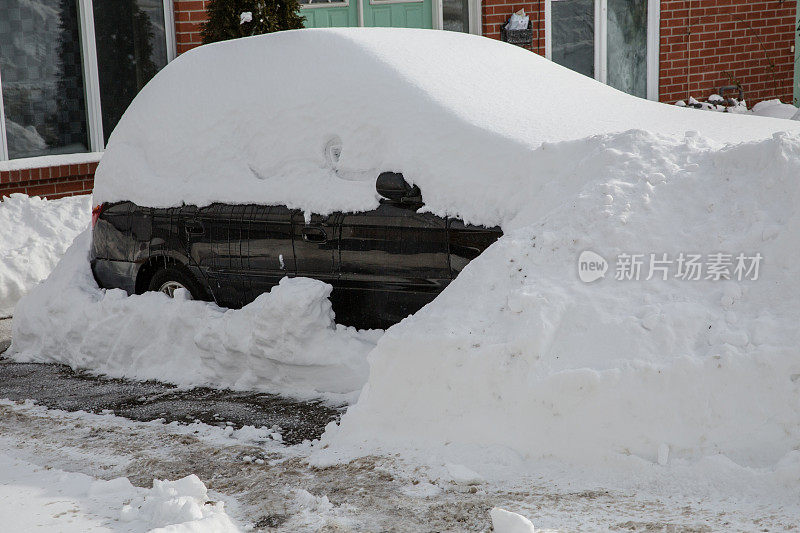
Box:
174;0;210;55
660;0;796;106
482;0;545;54
0;163;97;200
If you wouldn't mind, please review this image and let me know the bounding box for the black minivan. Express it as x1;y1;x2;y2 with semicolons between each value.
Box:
91;172;501;329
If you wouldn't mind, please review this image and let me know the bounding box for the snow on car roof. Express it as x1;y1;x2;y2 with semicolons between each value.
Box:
94;28;800;226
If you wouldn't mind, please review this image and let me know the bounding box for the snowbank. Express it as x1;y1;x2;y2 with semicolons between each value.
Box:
95;28;800;227
318;129;800;472
0;194;90;316
0;452;240;532
9;231;380;401
752;99;800;120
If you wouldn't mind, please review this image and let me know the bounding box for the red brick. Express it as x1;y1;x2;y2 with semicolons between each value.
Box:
0;186;27;196
26;184;56;197
55;180;86;194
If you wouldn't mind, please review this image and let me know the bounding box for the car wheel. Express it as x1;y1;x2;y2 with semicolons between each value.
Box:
147;266;204;301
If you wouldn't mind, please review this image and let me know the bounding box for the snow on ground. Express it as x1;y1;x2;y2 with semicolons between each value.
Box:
10;231;381;402
0;454;239;532
0;193;90;316
1;398;797;531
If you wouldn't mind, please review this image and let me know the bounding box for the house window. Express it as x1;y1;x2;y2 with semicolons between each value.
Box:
545;0;659;101
0;0;90;160
0;0;176;161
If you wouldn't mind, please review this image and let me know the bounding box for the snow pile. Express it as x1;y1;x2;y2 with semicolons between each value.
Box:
120;474;239;532
0;451;239;532
9;231;380;401
752;99;800;121
94;28;800;227
0;194;90;315
319;129;800;472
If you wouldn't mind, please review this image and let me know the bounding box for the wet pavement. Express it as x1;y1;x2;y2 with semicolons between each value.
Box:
0;319;343;445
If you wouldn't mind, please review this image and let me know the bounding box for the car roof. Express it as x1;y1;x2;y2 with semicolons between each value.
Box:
94;28;800;227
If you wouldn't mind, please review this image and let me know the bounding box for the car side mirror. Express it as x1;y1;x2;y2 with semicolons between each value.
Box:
376;172;422;205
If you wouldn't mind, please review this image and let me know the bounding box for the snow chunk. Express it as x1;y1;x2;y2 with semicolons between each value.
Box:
490;507;536;533
120;474;239;532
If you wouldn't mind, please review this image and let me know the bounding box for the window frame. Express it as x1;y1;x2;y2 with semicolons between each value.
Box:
0;0;178;162
544;0;659;101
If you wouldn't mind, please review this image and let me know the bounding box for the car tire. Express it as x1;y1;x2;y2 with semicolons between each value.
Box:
147;266;205;301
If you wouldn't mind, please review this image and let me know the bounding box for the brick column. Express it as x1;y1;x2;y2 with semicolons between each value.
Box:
174;0;210;55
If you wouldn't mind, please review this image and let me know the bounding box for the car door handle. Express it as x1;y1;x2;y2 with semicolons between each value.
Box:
185;221;204;236
302;227;327;243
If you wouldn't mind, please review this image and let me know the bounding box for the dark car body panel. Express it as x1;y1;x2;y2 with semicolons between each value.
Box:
91;200;502;330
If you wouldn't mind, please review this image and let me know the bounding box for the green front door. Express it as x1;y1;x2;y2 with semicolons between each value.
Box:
301;1;359;28
363;0;432;28
301;0;433;29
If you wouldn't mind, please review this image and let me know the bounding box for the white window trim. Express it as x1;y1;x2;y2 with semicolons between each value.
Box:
433;0;481;34
545;0;659;101
468;0;482;35
164;0;177;62
0;0;177;162
77;0;105;153
646;0;660;101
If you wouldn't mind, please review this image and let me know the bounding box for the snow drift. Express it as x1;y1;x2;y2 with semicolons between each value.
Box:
95;28;800;227
320;129;800;470
10;231;380;401
0;194;90;316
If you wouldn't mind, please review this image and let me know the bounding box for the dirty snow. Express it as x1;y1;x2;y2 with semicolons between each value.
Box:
0;451;240;532
0;193;90;315
94;28;800;227
2;398;798;531
9;231;380;402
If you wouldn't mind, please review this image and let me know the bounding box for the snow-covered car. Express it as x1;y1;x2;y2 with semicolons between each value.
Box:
88;28;800;330
91;172;501;329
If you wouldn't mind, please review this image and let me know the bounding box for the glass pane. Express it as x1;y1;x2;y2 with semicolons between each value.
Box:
93;0;168;143
607;0;647;98
0;0;89;160
443;0;470;32
551;0;594;78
